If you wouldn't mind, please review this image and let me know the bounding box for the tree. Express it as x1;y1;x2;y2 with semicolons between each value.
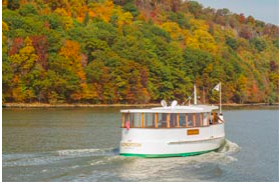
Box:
10;37;38;76
249;37;266;52
225;35;238;50
7;0;20;10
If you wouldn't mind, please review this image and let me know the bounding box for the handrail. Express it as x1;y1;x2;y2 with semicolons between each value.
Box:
119;122;224;129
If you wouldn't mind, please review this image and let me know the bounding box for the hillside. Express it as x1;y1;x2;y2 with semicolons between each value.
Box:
2;0;279;104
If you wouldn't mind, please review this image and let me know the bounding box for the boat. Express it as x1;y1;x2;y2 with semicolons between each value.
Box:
119;84;225;158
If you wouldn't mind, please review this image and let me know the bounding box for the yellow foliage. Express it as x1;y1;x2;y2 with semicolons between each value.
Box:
186;29;217;53
189;19;208;31
2;21;9;32
12;87;25;102
2;0;7;5
54;8;73;30
118;12;133;27
54;8;69;17
10;37;38;72
161;22;184;40
88;0;114;22
81;83;98;99
2;21;9;45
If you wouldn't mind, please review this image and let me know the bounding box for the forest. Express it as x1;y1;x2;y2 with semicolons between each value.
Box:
2;0;279;104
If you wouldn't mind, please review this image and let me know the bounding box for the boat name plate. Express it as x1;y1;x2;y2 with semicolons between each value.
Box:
121;142;142;147
187;129;199;135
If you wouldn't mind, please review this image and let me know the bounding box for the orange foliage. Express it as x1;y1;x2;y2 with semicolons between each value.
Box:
88;0;114;22
59;40;86;82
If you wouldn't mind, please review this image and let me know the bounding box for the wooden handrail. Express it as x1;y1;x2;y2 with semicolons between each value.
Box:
120;123;223;129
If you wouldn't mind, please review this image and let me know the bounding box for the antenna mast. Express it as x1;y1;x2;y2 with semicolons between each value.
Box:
194;84;197;105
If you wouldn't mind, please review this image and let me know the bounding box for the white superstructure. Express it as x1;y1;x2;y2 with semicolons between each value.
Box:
119;104;225;158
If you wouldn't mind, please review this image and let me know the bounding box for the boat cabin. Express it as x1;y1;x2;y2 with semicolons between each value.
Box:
121;105;222;129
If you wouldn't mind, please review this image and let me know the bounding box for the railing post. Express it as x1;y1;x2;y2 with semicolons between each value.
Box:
167;113;170;128
155;113;158;128
176;113;180;127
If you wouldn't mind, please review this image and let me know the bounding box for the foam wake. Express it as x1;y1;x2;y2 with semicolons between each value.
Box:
3;147;118;167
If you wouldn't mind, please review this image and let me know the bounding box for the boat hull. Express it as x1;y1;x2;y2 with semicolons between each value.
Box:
120;123;225;158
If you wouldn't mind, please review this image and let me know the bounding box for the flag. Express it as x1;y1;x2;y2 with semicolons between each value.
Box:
213;83;220;91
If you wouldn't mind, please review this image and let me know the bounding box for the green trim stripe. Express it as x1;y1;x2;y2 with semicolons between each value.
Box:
120;149;217;158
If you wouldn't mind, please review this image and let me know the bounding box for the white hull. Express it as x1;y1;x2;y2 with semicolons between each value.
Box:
120;123;225;157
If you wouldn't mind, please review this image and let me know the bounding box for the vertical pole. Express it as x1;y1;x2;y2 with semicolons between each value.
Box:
203;87;205;104
141;113;144;128
220;82;222;114
155;113;158;128
176;113;180;127
194;85;197;105
185;113;188;127
167;114;170;128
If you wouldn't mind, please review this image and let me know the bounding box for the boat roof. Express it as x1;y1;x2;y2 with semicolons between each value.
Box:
120;105;219;113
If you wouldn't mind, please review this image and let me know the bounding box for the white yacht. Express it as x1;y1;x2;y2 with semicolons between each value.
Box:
119;85;225;158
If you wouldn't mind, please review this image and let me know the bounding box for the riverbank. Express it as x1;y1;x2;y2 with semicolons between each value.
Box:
2;102;278;108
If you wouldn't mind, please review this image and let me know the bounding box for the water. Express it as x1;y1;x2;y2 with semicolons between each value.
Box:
2;107;279;181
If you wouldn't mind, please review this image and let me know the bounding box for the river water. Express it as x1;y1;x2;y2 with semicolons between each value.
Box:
2;107;279;181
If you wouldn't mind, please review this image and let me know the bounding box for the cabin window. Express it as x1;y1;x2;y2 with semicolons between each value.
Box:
194;113;201;127
133;113;142;127
145;113;154;127
122;113;134;127
170;113;177;127
179;113;186;127
187;114;194;127
203;113;209;126
158;113;167;127
122;112;211;128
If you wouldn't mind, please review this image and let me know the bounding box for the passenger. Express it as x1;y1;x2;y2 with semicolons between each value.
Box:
209;112;213;125
213;112;224;123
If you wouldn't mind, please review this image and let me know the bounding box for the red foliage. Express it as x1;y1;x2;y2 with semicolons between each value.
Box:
239;27;252;39
81;54;88;68
150;11;156;18
30;35;49;70
269;61;278;72
8;37;24;56
43;21;50;29
238;13;246;24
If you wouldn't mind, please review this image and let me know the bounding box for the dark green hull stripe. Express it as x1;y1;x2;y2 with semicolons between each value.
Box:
120;149;217;158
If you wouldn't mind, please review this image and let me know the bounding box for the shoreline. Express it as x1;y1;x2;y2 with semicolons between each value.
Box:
2;102;279;108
